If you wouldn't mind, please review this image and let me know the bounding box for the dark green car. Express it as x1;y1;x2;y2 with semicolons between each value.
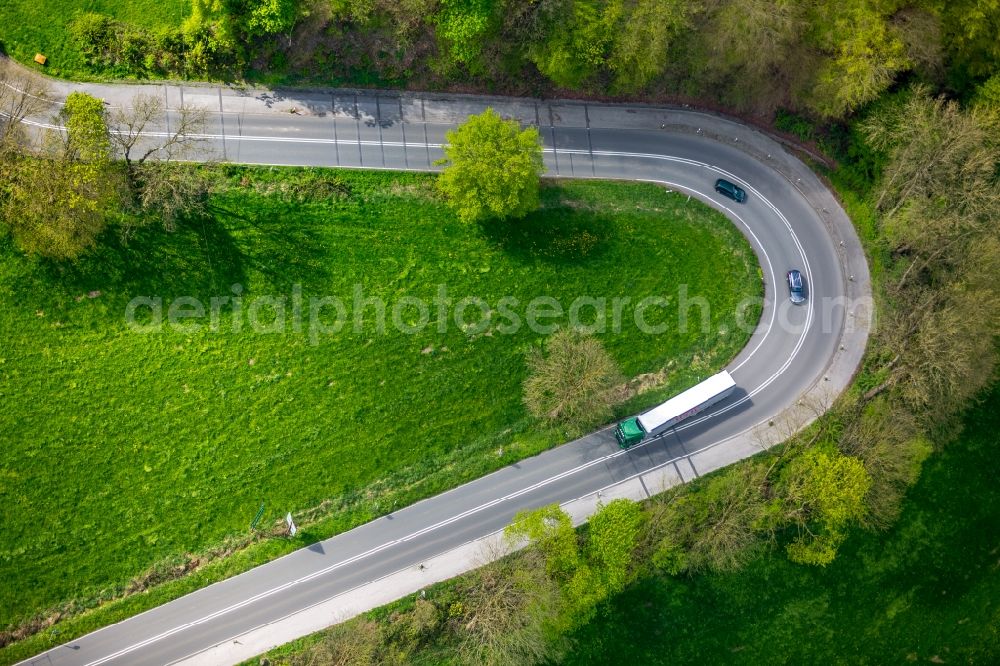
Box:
715;178;747;203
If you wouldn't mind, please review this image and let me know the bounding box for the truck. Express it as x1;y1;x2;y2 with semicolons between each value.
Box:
615;370;737;449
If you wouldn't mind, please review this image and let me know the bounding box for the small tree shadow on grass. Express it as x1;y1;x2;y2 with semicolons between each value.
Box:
212;199;338;295
478;207;617;266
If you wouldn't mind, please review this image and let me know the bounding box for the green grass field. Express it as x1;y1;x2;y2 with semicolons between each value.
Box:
0;0;186;80
566;385;1000;664
0;170;760;632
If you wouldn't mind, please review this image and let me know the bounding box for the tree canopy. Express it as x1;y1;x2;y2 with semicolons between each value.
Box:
1;92;121;260
437;107;545;223
779;446;871;566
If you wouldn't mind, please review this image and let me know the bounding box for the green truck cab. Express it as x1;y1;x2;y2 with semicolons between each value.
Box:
615;417;646;449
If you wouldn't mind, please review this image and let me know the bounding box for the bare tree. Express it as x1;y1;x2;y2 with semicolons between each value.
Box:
666;460;774;573
107;93;209;169
860;87;1000;417
301;618;384;666
0;59;52;149
697;0;810;113
453;551;561;666
106;93;212;235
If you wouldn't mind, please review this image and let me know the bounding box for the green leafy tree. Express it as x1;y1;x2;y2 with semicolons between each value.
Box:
974;72;1000;110
62;92;111;163
505;504;580;579
941;0;1000;80
503;503;607;633
523;329;624;433
1;92;124;260
587;499;645;592
242;0;298;37
779;446;871;566
436;0;499;69
810;4;910;117
608;0;690;93
178;0;240;76
559;561;606;630
437;107;544;223
529;0;620;88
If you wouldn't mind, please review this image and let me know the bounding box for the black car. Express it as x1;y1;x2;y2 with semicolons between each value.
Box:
786;269;806;304
715;178;747;203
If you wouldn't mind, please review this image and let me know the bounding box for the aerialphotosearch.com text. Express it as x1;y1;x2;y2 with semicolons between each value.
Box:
124;283;861;345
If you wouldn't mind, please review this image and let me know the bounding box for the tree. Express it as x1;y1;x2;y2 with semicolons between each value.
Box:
505;504;580;579
650;461;775;574
435;0;499;70
502;504;604;633
608;0;690;93
108;93;209;170
107;93;212;234
890;7;944;80
859;87;1000;414
693;0;809;114
778;446;870;566
1;92;124;260
974;72;1000;115
862;87;997;224
0;61;51;150
809;4;910;118
437;108;544;223
62;92;112;163
522;329;623;432
528;0;620;89
225;0;298;38
839;396;932;530
453;552;562;666
941;0;1000;81
587;498;645;592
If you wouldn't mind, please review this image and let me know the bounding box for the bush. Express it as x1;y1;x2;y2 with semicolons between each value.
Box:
522;329;623;433
69;13;121;70
68;11;238;78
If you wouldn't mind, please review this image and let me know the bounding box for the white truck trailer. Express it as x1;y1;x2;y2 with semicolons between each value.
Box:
615;370;737;448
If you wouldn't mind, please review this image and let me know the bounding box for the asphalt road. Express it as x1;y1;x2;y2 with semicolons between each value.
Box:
8;83;869;666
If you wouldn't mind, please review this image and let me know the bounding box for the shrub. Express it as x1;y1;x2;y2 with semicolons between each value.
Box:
522;329;623;433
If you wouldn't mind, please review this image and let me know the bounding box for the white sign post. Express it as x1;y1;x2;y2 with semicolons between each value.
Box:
285;512;297;537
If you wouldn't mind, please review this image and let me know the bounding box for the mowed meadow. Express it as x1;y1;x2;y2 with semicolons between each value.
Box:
0;170;761;629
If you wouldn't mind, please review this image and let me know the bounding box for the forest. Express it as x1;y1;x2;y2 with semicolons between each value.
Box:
38;0;1000;117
